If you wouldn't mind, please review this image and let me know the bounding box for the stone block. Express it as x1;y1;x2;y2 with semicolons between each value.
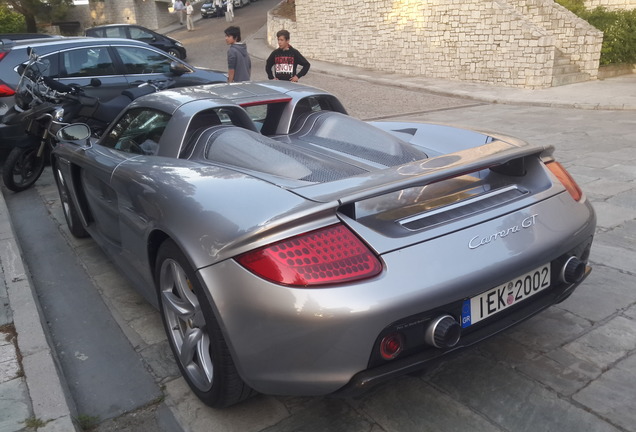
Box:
563;316;636;369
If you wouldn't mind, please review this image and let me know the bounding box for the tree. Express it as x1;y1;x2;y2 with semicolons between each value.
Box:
0;3;26;33
0;0;73;33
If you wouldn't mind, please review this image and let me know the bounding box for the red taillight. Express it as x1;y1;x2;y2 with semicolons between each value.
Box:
236;224;382;287
546;161;583;201
0;84;15;97
380;333;404;360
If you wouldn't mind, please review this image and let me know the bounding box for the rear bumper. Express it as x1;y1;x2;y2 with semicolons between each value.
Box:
335;264;591;397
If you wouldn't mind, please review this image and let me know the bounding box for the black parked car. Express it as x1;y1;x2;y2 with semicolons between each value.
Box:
201;2;223;18
0;37;226;148
85;24;187;59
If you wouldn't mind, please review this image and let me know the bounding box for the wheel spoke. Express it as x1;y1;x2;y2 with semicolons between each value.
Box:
161;260;198;317
179;327;202;364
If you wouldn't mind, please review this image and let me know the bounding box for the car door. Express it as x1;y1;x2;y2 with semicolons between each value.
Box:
53;46;128;101
127;26;165;51
80;107;170;247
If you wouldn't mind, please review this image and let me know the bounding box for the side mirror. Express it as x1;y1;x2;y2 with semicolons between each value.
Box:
169;61;190;76
90;78;102;87
57;123;91;145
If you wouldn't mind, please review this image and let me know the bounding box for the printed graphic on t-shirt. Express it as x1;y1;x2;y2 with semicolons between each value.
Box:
275;56;294;76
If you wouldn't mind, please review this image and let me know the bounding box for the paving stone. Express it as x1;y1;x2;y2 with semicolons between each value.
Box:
0;340;20;384
594;220;636;251
588;201;636;230
358;376;501;432
572;157;623;169
127;309;165;346
0;378;31;432
428;354;619;432
262;398;373;432
556;266;635;323
573;353;636;432
563;316;636;369
607;188;636;210
476;332;540;367
581;178;634;199
590;243;636;276
139;341;180;382
517;350;600;396
623;304;636;320
500;307;591;350
164;378;290;432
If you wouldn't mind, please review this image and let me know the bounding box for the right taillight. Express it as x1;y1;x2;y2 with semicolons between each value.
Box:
235;223;382;287
546;161;583;202
0;84;15;97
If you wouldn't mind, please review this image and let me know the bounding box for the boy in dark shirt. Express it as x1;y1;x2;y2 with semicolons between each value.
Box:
265;30;310;82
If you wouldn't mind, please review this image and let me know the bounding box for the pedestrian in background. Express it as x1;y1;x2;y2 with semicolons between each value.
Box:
265;30;311;82
225;26;251;83
186;1;195;31
174;0;185;25
214;0;223;18
225;0;234;22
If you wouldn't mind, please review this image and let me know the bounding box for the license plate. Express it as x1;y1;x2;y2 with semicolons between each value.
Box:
461;264;551;328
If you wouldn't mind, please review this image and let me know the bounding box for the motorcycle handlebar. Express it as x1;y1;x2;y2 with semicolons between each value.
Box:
42;76;75;94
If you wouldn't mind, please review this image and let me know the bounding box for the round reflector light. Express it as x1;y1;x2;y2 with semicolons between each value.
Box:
380;333;404;360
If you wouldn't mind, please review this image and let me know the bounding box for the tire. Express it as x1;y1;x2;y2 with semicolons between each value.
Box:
53;160;89;238
167;48;183;59
155;239;256;407
2;146;47;192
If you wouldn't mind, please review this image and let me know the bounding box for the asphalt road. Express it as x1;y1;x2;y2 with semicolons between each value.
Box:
3;2;635;431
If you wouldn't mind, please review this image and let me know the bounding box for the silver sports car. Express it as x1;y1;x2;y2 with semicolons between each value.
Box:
52;81;596;407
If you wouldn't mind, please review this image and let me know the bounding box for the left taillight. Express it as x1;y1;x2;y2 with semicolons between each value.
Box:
236;224;382;287
546;161;583;202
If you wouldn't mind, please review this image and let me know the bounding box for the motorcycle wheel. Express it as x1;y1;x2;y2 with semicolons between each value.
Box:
2;146;47;192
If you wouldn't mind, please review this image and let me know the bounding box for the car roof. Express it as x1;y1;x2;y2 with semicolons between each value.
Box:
132;81;333;113
87;24;149;29
1;36;154;51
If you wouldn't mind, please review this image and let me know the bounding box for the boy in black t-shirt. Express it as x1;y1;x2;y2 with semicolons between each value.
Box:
265;30;311;82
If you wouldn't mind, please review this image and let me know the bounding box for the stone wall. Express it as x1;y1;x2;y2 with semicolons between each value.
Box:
507;0;603;78
585;0;636;9
269;0;604;89
63;0;177;33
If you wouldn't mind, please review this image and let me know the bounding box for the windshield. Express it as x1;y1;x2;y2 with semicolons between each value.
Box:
15;54;52;110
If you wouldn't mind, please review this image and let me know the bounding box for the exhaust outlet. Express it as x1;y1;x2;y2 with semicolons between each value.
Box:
560;256;586;284
425;315;461;349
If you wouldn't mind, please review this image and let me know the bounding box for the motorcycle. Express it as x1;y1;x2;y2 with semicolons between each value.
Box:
2;48;172;192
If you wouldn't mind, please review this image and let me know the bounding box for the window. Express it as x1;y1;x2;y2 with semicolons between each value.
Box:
115;46;172;75
101;108;171;155
103;27;126;38
128;27;155;42
61;47;116;77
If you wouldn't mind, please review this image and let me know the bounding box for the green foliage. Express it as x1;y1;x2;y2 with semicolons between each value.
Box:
0;4;26;33
583;8;636;65
74;414;100;431
556;0;636;65
23;416;48;429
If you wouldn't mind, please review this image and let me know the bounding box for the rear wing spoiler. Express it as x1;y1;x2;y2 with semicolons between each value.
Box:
293;140;553;205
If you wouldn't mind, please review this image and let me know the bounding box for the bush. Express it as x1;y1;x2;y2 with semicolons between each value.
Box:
557;0;636;65
0;5;26;34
